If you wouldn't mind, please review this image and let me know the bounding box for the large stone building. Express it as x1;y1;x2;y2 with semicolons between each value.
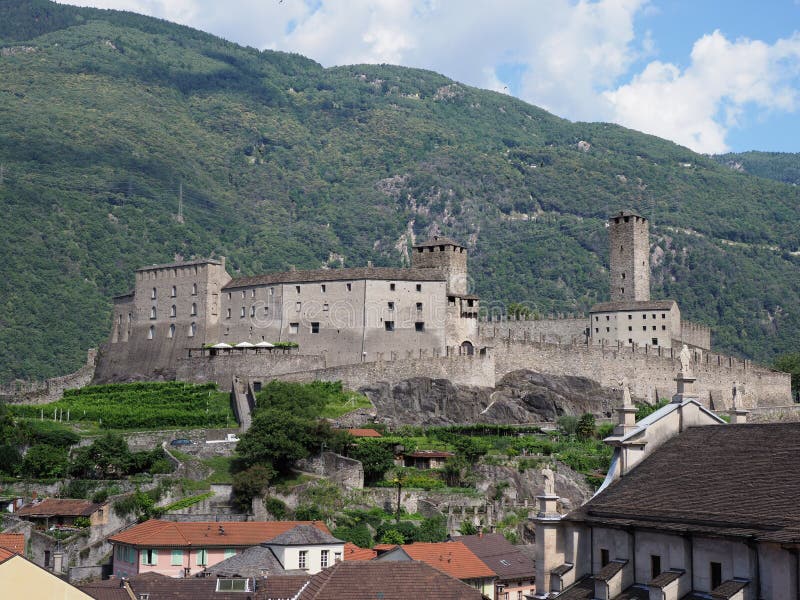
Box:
95;237;479;382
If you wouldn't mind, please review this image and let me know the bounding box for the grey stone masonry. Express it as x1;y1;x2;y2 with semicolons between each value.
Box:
609;211;650;302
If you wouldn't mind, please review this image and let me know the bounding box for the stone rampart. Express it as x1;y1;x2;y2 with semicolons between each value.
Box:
478;316;588;345
680;320;712;350
0;349;97;405
482;331;790;408
275;349;495;390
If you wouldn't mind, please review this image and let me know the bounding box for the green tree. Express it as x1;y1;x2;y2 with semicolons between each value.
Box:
236;409;316;473
332;523;373;548
458;521;479;535
507;302;532;319
557;415;579;435
416;515;447;543
231;465;275;512
21;444;69;478
347;440;395;484
576;413;596;441
379;529;405;545
774;352;800;395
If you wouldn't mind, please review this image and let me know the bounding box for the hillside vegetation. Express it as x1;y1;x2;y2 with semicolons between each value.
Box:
713;151;800;185
1;0;799;382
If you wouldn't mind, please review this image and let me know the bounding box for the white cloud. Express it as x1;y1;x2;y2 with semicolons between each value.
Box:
604;31;800;153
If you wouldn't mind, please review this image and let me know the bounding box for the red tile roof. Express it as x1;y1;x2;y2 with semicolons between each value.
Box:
346;428;382;438
109;519;331;548
0;533;25;554
0;547;15;564
16;498;101;518
344;542;377;560
453;533;536;581
397;542;496;580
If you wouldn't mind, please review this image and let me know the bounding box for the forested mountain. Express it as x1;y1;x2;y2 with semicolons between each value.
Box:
713;151;800;186
1;0;799;382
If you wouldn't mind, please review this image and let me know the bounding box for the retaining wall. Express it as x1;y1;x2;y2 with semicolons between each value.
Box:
0;349;97;405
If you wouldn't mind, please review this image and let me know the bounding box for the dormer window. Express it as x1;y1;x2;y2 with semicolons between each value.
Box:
216;579;251;592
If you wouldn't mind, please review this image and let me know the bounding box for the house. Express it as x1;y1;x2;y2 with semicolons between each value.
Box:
15;498;110;529
453;533;536;600
0;533;25;555
297;560;484;600
533;390;800;599
343;541;377;560
0;548;93;600
376;541;497;597
109;519;337;578
402;450;454;469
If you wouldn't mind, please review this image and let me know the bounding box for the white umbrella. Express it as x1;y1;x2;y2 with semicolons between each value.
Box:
254;341;274;348
235;342;255;348
211;343;232;349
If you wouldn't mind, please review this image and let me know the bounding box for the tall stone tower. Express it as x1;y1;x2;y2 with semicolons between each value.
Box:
411;236;468;295
609;211;650;302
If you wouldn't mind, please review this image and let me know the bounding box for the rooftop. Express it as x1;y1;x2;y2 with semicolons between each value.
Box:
566;423;800;542
266;524;343;546
343;542;377;561
590;299;677;313
16;498;102;518
452;533;535;581
223;266;446;289
405;450;455;458
345;428;382;438
109;519;331;548
378;541;496;580
0;533;25;554
136;258;223;272
412;236;465;249
202;545;287;578
297;560;483;600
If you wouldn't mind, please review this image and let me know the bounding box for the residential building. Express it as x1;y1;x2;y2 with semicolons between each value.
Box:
453;532;536;600
0;533;25;555
402;450;455;469
16;498;110;529
0;548;93;600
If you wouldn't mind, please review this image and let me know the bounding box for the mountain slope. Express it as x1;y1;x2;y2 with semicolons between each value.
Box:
0;0;799;382
713;151;800;186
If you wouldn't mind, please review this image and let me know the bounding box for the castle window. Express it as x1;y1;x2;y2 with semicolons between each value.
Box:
385;321;395;332
390;283;396;291
289;323;299;335
628;338;633;344
595;316;599;321
191;303;197;316
224;326;229;335
346;283;352;291
148;325;154;340
296;285;301;294
264;307;269;314
388;302;395;310
628;326;632;331
606;327;610;332
652;338;658;346
416;302;423;311
652;325;656;331
595;328;599;333
652;314;656;319
241;290;245;299
117;314;122;325
150;307;157;319
321;284;326;293
621;272;626;279
416;284;422;292
168;324;175;338
191;283;197;295
662;313;666;318
415;322;425;332
251;289;255;298
449;296;456;306
620;287;624;294
710;562;722;590
170;305;176;318
250;306;256;317
240;307;245;318
311;322;320;334
467;299;474;307
128;313;132;323
628;314;632;320
227;292;231;300
151;287;157;299
606;315;610;321
270;288;274;296
662;325;666;330
643;326;647;331
171;286;176;297
295;302;301;312
226;308;231;318
323;303;329;312
643;314;646;319
189;322;196;337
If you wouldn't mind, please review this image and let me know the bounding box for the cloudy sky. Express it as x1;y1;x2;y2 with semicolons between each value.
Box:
59;0;800;154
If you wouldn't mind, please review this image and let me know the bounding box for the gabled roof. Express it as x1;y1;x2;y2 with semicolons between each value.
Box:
343;542;377;560
378;541;496;580
413;236;465;249
590;299;677;313
297;560;483;600
0;533;25;554
16;498;102;518
109;519;331;548
0;547;14;564
346;428;382;438
452;533;535;581
266;524;342;546
224;267;445;289
202;545;286;578
567;423;800;542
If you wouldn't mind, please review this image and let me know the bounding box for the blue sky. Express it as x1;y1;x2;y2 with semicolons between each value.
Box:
61;1;800;154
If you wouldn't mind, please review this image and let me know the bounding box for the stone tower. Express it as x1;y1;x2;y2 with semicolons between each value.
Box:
609;211;650;302
411;236;468;295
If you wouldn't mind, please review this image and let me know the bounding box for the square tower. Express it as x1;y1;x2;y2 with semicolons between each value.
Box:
411;236;468;296
609;211;650;302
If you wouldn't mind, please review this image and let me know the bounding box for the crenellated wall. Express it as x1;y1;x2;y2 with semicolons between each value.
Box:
478;316;588;345
0;349;97;404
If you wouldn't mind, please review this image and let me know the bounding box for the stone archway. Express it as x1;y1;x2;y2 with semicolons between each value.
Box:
460;340;474;356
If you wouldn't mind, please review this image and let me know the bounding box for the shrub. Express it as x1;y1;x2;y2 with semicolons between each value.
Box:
264;497;290;520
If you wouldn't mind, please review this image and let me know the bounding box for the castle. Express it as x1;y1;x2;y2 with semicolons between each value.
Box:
93;213;791;410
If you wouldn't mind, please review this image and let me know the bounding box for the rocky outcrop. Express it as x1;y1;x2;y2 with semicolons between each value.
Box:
358;369;620;427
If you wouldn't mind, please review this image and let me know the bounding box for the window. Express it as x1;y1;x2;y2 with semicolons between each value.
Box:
296;301;301;312
346;283;352;291
643;326;647;331
299;550;307;570
251;289;255;298
226;308;231;318
150;307;157;319
390;283;396;291
217;579;250;592
170;550;183;566
250;306;255;317
643;314;647;319
191;283;197;295
621;272;626;280
652;338;658;346
606;315;610;321
628;314;632;320
652;314;656;319
295;285;301;293
662;313;666;319
224;548;236;559
384;321;395;332
323;303;329;312
661;324;667;331
595;328;599;333
628;326;632;331
191;303;197;316
321;549;329;568
141;549;158;566
388;301;395;310
606;327;610;332
416;284;422;292
171;286;176;297
600;549;610;567
710;562;722;590
415;322;425;332
188;322;196;337
651;555;661;579
289;323;299;334
620;287;624;294
147;325;154;340
334;552;342;563
321;284;326;293
311;322;320;333
652;325;656;331
151;287;157;299
628;338;633;344
240;307;245;318
595;316;599;321
241;290;246;299
270;288;274;296
168;324;175;338
170;305;176;317
196;549;208;566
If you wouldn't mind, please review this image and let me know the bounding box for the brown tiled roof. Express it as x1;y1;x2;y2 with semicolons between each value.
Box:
554;576;594;599
261;574;313;599
452;533;535;581
267;525;342;546
413;236;465;248
346;428;382;438
566;423;800;542
649;569;684;588
551;563;573;577
710;579;749;599
203;545;285;578
405;450;454;458
16;498;101;518
344;542;377;560
590;299;677;313
595;560;627;581
109;519;331;548
392;541;496;580
0;533;25;554
297;560;483;600
0;547;15;564
224;267;445;289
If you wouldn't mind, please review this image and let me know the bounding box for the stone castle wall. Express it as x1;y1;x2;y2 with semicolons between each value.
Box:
0;349;97;404
482;330;790;408
479;316;588;344
679;321;712;350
